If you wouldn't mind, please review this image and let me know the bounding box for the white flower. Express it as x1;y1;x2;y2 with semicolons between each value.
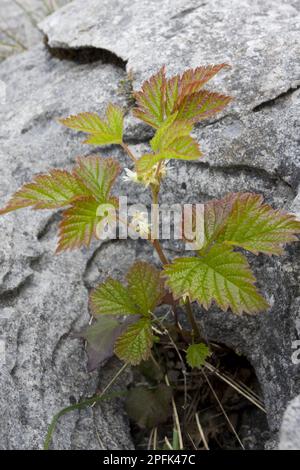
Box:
122;168;140;183
122;161;172;188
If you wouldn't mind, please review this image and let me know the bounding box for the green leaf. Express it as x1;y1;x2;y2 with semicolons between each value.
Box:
127;261;164;315
0;156;120;253
135;145;201;174
199;194;235;249
133;65;231;128
133;66;166;128
218;193;300;255
74;156;120;203
165;64;230;116
149;113;182;151
165;75;180;117
178;64;230;101
126;384;172;428
135;114;202;175
90;261;163;318
82;316;122;371
59;103;124;146
0;169;87;214
186;343;211;368
56;196;102;253
0;157;120;217
90;279;139;316
150;113;200;157
114;317;154;365
82;316;138;371
168;135;202;159
175;90;232;123
164;244;269;315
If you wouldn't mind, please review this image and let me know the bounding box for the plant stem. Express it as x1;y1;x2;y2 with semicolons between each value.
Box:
152;239;169;265
121;142;137;162
150;184;169;265
184;297;202;341
149;184;202;340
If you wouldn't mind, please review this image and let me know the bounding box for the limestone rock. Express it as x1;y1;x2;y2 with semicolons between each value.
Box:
0;44;132;450
40;0;300;112
0;0;299;449
0;0;70;60
279;394;300;450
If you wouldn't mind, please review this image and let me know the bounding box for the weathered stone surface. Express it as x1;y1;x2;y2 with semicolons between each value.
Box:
0;0;41;55
0;45;133;450
0;1;70;60
279;394;300;449
40;0;300;448
40;0;300;112
0;0;299;450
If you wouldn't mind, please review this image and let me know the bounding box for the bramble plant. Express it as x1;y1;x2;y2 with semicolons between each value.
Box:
1;64;300;447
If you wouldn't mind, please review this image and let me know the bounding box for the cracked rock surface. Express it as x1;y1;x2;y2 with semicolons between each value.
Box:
0;0;299;449
0;0;70;59
41;0;300;110
0;45;133;450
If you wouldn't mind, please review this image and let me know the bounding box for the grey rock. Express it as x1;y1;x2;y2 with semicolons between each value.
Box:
40;0;300;446
0;0;300;450
279;394;300;449
40;0;300;112
0;45;132;449
0;1;70;60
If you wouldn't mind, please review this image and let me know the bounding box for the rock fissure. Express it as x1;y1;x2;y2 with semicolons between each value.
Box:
0;0;299;450
252;84;300;113
44;40;127;70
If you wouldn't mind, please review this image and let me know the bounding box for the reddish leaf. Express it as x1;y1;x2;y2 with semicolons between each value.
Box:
56;196;101;253
133;66;166;128
175;90;232;123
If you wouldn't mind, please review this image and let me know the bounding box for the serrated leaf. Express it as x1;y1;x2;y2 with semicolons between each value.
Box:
114;317;154;365
169;135;202;159
127;261;164;315
135;145;201;174
175;90;232;123
199;194;235;249
136;113;201;175
82;316;138;371
149;113;183;151
218;193;300;255
0;169;87;214
178;64;230;100
133;66;166;128
186;343;211;369
0;156;120;252
56;196;102;253
74;156;120;203
133;65;231;128
59;103;124;146
165;64;230;116
90;261;163;319
165;75;180;117
150;116;200;157
90;278;139;316
164;244;269;315
126;384;172;428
